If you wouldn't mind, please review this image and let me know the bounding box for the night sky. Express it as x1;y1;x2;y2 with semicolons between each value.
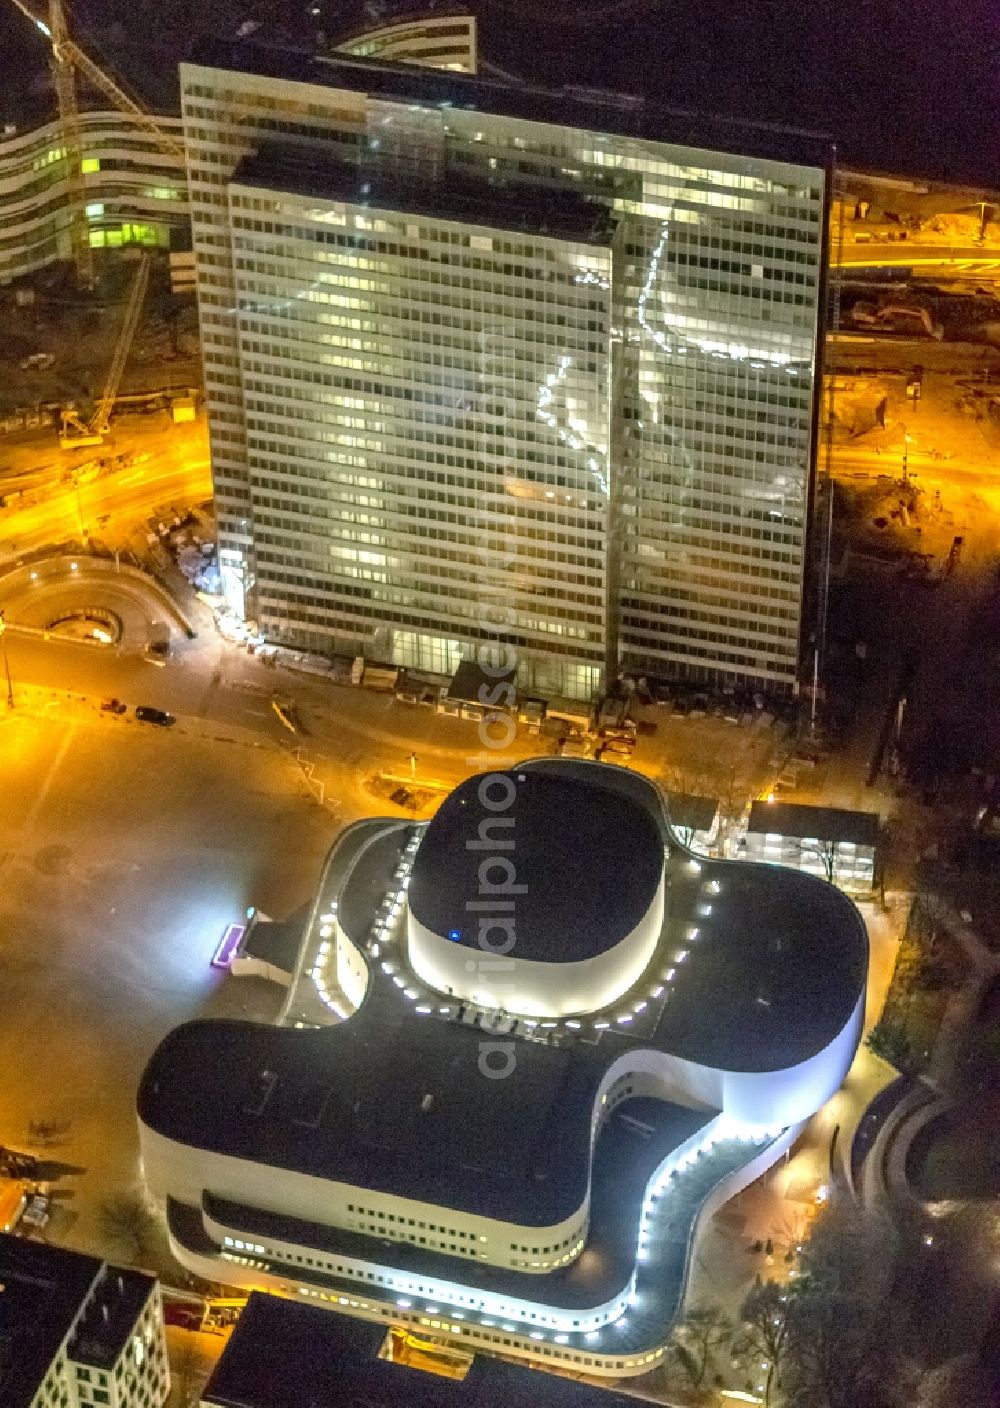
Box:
3;0;998;184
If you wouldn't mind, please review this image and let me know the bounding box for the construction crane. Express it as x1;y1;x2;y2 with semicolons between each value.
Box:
8;0;186;284
47;0;91;285
9;0;186;160
60;251;151;447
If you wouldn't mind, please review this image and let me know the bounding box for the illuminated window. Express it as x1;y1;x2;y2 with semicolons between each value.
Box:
81;157;100;174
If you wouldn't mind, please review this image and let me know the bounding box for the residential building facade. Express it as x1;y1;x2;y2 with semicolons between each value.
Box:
0;1234;170;1408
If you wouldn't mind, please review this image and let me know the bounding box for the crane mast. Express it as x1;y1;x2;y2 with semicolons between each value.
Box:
48;0;93;285
60;251;152;447
53;32;186;161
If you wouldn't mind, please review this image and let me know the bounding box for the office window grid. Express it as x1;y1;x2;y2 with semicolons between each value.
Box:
227;181;611;686
181;63;825;693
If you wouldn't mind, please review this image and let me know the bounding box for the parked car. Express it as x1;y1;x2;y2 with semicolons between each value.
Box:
163;1301;205;1330
135;706;175;727
20;1189;51;1231
100;697;127;714
19;352;55;371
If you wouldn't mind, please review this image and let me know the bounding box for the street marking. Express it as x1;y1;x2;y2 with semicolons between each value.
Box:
20;725;75;834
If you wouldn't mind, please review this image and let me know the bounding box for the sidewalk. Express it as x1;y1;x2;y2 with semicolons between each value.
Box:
856;895;1000;1216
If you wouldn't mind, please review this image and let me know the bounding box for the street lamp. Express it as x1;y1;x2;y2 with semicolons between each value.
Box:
72;469;88;542
901;433;912;484
0;610;14;709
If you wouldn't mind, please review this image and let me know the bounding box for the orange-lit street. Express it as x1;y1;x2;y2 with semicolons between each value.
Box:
0;414;211;563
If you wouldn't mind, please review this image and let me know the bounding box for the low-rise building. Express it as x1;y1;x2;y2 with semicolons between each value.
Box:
198;1291;639;1408
745;800;880;890
0;1234;170;1408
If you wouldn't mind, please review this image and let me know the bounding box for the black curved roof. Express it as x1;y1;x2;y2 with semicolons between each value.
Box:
137;761;868;1229
138;984;607;1227
407;769;663;962
653;858;867;1070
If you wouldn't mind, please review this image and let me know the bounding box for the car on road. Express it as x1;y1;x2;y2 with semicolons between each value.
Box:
20;1187;51;1232
19;352;55;371
100;697;127;714
146;622;170;657
135;706;175;728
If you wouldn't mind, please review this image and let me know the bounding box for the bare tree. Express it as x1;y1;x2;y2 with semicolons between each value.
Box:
798;837;838;883
659;762;745;852
734;1280;791;1406
783;1198;915;1408
99;1190;157;1263
674;1302;732;1390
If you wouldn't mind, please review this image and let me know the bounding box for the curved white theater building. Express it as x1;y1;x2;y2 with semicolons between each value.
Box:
138;761;867;1379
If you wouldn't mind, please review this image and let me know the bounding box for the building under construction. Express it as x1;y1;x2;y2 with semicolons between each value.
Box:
0;2;483;286
2;1;188;284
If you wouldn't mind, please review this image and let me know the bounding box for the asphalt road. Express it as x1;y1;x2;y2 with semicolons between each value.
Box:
0;413;211;566
827;338;999;377
837;244;1000;271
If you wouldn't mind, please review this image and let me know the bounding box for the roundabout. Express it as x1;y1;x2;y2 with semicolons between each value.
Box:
0;552;194;655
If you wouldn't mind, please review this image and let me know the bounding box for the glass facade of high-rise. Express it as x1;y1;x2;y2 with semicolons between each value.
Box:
334;12;479;73
182;38;829;695
228;158;613;693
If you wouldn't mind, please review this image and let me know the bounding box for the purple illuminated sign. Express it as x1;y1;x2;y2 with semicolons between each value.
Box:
212;923;245;969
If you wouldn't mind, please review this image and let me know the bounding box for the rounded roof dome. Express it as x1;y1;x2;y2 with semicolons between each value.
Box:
407;768;664;962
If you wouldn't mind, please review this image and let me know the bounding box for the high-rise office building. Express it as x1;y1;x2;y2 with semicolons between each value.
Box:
183;20;829;696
